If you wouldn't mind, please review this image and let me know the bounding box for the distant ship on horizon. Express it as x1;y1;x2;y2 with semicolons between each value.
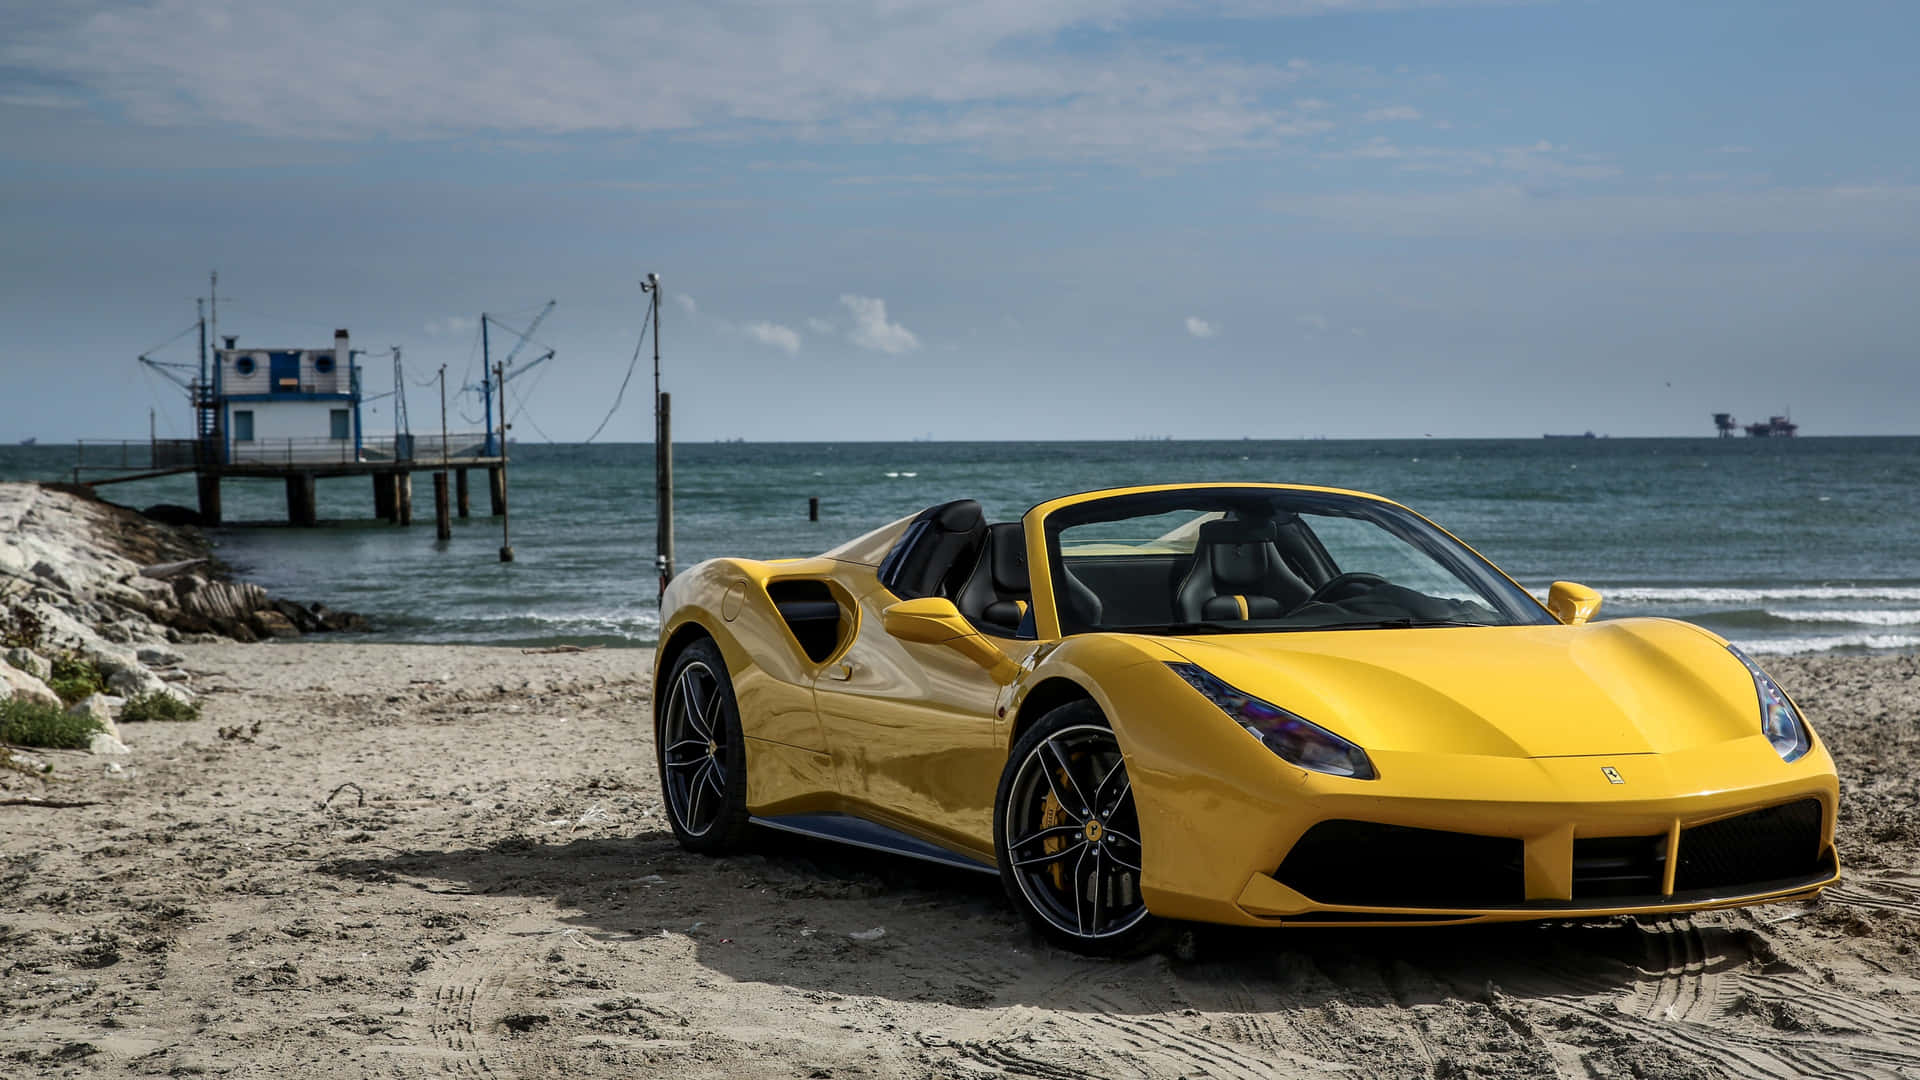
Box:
17;437;35;446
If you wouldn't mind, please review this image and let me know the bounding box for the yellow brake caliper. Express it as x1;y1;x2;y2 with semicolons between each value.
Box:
1040;785;1068;889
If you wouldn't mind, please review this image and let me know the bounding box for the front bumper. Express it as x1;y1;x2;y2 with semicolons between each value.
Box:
1128;734;1841;927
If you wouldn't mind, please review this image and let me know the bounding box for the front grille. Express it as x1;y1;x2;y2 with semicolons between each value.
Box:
1276;820;1525;909
1572;835;1667;899
1673;799;1825;893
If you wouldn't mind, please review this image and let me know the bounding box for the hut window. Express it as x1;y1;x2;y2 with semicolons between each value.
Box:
235;356;256;376
233;411;255;441
329;409;350;440
315;355;335;374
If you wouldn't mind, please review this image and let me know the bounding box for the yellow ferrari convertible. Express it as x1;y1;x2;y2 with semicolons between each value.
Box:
652;483;1840;955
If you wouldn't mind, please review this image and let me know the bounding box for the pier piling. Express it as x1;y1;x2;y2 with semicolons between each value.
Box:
809;496;819;521
374;472;397;522
433;472;452;541
196;474;222;526
397;473;414;527
285;475;317;527
456;468;470;518
487;466;506;517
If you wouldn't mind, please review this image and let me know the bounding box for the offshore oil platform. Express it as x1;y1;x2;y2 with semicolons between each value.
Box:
1713;412;1799;438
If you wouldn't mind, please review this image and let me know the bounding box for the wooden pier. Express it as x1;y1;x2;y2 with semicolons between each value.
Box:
75;436;505;527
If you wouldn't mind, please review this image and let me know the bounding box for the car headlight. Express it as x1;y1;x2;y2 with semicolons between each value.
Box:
1167;663;1377;780
1728;646;1812;763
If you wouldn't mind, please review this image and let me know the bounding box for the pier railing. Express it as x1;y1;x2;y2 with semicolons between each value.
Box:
226;433;492;465
74;433;494;473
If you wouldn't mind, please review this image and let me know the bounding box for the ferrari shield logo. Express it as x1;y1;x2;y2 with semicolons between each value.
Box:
1601;766;1625;785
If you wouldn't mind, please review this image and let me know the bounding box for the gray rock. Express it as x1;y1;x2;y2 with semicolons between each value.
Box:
30;559;74;592
83;643;140;677
250;610;301;638
1;663;61;708
107;664;168;699
136;644;186;668
69;693;119;739
4;646;51;681
89;731;130;756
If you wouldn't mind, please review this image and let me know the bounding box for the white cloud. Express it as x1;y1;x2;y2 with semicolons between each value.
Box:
1297;314;1329;332
805;317;835;335
673;293;697;316
0;0;1482;158
1362;105;1422;122
840;295;920;355
1184;316;1219;338
1265;184;1920;237
425;315;474;336
743;321;801;355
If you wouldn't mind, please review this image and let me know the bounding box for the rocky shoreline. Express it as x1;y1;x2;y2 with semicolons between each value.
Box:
0;482;363;750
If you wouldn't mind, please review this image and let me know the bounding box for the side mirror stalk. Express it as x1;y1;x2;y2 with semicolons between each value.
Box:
882;597;1021;684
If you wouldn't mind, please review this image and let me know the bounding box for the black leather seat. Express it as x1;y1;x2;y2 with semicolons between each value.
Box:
1174;520;1310;622
878;500;987;600
956;523;1031;633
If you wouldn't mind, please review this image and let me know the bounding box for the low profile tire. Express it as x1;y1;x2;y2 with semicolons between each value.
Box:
994;700;1170;957
656;638;752;853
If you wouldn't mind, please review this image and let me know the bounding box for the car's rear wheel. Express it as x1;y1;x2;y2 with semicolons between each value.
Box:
994;700;1169;956
656;638;751;853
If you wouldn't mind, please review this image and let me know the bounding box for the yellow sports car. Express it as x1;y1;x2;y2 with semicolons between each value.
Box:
652;483;1840;955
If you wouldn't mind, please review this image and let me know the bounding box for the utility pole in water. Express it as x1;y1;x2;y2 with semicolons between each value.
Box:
496;361;512;563
642;273;673;599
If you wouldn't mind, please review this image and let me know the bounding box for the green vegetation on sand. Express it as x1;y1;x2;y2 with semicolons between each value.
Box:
0;697;104;750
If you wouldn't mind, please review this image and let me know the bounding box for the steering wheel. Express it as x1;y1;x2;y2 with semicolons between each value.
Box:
1307;571;1388;605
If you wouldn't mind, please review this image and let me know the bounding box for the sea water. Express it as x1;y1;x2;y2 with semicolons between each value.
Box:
4;437;1917;655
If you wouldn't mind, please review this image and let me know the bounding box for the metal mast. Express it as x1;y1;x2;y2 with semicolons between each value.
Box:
642;273;673;596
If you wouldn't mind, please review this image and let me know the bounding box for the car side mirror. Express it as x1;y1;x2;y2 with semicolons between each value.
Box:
882;597;1020;684
1546;581;1602;625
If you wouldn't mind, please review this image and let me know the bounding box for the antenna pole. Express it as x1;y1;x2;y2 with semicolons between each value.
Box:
480;315;494;457
196;298;207;390
208;270;218;351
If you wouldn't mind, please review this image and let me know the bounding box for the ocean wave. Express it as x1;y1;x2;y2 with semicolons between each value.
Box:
1766;608;1920;626
1596;585;1920;604
1734;633;1920;656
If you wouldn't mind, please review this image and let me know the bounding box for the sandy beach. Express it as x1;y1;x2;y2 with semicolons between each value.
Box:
0;640;1913;1078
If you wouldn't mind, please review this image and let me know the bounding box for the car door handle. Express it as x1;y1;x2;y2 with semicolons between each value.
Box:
827;661;854;681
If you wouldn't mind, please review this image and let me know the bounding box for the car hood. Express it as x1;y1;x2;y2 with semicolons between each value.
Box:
1151;618;1761;758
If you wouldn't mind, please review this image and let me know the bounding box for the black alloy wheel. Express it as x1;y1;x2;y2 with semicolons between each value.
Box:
656;638;751;852
994;700;1169;957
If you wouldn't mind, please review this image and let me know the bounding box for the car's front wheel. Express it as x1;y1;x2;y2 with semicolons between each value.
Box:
994;700;1168;956
656;638;751;853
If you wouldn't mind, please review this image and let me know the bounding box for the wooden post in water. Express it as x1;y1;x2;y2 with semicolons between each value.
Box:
397;472;414;526
285;474;317;527
374;472;396;522
809;496;819;521
496;361;513;563
433;472;451;541
456;468;470;518
487;467;505;516
196;473;222;526
435;365;452;541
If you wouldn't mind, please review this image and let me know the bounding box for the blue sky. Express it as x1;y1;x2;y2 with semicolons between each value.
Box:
2;0;1915;441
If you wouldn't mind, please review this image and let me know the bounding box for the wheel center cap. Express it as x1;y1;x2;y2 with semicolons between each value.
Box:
1083;820;1104;843
707;740;718;757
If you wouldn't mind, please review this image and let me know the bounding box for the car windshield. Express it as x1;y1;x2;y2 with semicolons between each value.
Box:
1045;488;1554;636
